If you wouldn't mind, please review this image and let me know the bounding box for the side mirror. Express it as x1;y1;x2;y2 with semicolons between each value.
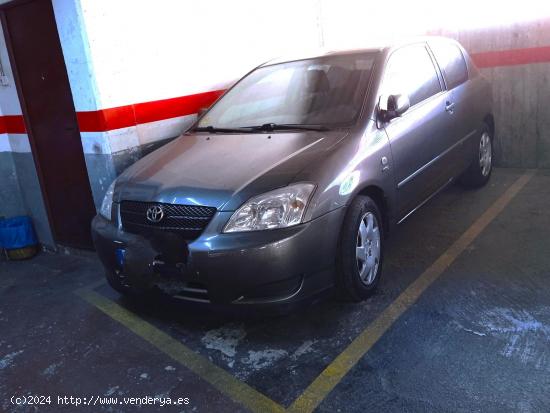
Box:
198;107;209;117
378;94;410;121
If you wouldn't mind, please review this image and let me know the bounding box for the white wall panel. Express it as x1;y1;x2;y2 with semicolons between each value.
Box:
80;0;322;109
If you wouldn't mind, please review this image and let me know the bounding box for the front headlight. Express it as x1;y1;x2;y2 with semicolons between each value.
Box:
223;183;315;233
100;180;116;220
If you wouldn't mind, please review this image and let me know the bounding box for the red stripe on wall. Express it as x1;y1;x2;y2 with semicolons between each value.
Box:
76;105;135;132
76;89;225;132
0;115;26;134
471;46;550;68
134;90;224;125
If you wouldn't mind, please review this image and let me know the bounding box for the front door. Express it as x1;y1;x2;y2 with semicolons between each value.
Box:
2;0;96;248
380;43;451;219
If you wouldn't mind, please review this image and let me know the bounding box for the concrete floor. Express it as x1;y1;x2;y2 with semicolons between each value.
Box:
1;168;549;412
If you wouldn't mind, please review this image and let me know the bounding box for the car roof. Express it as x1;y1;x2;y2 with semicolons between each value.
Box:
261;47;384;67
260;36;462;67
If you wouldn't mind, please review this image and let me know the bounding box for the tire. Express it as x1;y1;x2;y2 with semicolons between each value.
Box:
337;195;384;302
460;123;493;188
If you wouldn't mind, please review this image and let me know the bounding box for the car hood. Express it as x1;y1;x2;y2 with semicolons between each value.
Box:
115;130;346;211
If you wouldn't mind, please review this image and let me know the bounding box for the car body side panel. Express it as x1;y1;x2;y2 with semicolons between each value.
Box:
297;121;396;224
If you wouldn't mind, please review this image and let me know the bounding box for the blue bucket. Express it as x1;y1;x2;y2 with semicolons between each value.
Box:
0;216;38;249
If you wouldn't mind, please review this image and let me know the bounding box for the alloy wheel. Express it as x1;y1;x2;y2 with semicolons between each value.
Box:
480;132;492;177
356;212;381;285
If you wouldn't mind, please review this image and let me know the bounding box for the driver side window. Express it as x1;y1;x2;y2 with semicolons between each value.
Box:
382;44;442;107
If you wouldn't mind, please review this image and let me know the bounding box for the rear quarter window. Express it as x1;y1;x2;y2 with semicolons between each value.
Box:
430;41;468;90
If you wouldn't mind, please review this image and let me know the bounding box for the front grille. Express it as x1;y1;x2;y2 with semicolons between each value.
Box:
120;200;216;239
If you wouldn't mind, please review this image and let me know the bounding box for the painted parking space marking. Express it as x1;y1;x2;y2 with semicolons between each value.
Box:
77;289;285;413
75;171;534;413
75;278;107;294
288;171;534;413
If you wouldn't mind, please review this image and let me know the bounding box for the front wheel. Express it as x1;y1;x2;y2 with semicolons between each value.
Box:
337;195;384;302
460;124;493;188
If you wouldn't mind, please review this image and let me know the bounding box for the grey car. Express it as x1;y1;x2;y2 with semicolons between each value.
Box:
92;37;493;310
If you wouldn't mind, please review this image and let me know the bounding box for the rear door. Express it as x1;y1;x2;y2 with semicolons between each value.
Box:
381;43;451;219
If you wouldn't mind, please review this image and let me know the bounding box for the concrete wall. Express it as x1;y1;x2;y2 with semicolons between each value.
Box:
0;152;24;217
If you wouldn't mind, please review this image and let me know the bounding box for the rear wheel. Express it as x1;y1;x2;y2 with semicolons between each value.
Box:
337;195;384;301
460;123;493;188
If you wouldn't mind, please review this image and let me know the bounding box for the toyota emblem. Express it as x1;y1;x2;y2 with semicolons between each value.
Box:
146;205;164;223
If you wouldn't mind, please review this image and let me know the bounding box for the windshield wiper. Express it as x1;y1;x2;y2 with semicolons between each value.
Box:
192;125;253;133
192;123;330;134
245;123;330;132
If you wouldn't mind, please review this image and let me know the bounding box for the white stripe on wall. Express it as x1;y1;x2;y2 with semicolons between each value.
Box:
0;133;31;153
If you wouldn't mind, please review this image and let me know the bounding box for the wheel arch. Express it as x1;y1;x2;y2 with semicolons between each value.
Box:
355;184;390;235
484;114;495;138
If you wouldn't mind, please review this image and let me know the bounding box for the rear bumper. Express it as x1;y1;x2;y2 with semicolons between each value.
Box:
91;206;346;308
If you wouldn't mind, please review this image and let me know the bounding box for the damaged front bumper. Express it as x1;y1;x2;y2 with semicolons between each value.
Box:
91;206;345;308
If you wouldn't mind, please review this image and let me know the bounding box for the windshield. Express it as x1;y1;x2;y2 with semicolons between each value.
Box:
197;52;377;130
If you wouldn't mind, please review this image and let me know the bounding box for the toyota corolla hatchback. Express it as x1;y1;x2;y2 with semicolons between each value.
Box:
92;37;493;309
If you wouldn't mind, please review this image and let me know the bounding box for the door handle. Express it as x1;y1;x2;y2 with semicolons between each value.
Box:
445;101;456;113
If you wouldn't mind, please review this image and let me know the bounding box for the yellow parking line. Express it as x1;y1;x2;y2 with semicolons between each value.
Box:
75;278;106;294
288;171;535;413
77;289;285;413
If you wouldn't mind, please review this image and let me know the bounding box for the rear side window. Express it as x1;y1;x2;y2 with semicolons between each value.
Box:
382;44;442;107
430;41;468;89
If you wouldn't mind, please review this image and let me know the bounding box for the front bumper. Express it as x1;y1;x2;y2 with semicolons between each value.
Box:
91;206;346;307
